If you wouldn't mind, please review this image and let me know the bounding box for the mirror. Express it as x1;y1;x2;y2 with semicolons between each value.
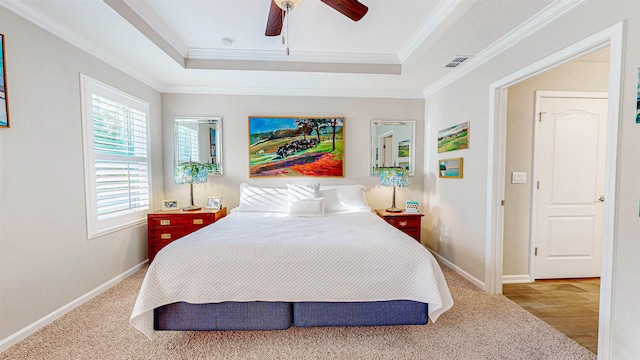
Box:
370;120;415;176
174;117;222;175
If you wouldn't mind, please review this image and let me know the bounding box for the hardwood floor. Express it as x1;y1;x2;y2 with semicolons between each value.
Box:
503;278;600;354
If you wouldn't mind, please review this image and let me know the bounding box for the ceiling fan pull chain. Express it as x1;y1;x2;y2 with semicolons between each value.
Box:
285;3;290;55
281;5;286;45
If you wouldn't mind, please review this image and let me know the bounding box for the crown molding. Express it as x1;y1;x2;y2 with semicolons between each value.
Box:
104;0;185;67
188;48;400;66
162;84;425;100
185;58;401;75
0;0;163;91
121;0;188;56
422;0;585;98
398;0;471;63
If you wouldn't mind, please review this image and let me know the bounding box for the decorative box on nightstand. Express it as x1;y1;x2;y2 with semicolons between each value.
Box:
147;207;227;263
375;209;424;242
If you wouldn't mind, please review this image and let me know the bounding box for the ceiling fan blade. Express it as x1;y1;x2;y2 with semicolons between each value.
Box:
265;0;284;36
320;0;369;21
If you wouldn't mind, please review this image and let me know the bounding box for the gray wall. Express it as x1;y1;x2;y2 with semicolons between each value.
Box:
161;94;425;214
0;10;163;340
503;58;610;277
422;1;640;358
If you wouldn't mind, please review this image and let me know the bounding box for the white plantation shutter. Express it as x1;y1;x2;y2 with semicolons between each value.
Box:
81;75;151;238
176;125;198;163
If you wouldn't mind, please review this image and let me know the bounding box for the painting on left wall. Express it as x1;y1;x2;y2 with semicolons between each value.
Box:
0;34;9;128
636;67;639;124
249;116;344;177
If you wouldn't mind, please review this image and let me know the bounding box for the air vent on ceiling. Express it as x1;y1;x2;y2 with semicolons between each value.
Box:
445;56;471;68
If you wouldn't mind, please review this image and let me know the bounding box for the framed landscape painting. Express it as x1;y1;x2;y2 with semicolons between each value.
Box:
249;116;344;177
636;67;639;124
398;139;410;157
439;157;463;178
438;121;469;153
1;34;8;128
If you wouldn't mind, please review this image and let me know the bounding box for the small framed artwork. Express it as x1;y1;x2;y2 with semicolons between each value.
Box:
1;34;9;128
437;121;469;153
398;139;410;157
206;196;222;210
162;199;178;211
439;158;463;178
636;67;639;124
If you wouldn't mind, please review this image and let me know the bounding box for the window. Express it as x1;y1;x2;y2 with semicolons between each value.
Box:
176;124;198;163
80;74;151;238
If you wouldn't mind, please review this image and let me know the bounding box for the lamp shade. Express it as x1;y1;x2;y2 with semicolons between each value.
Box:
174;162;212;185
379;167;409;188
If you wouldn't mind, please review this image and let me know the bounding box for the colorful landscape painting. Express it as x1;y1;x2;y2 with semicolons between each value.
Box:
0;34;8;128
398;139;410;158
249;117;344;177
636;67;639;124
438;121;469;153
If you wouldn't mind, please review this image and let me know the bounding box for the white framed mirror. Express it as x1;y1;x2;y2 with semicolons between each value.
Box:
174;117;222;175
370;120;415;176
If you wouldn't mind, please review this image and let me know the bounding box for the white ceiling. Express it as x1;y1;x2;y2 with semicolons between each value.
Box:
1;0;585;98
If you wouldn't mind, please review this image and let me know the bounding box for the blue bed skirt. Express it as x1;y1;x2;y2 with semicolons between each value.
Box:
154;301;293;331
154;300;428;331
293;300;428;327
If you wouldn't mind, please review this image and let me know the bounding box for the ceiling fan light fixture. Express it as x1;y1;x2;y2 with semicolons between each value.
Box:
274;0;302;11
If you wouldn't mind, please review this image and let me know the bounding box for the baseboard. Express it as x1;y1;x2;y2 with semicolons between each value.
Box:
426;248;486;290
0;260;148;353
502;274;533;284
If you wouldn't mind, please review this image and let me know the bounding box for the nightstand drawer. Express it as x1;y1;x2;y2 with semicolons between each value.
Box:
149;228;197;245
399;228;420;240
385;216;420;229
147;208;227;263
149;215;213;227
374;209;424;242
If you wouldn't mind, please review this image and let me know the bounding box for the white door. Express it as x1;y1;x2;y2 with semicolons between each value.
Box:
533;91;607;279
383;135;393;167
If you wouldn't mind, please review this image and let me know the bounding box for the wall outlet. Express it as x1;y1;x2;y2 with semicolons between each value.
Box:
443;226;450;239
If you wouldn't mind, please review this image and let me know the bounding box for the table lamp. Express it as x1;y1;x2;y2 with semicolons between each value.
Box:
379;167;409;212
174;162;213;211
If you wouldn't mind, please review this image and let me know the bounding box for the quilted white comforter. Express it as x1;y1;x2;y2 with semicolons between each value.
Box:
131;210;454;339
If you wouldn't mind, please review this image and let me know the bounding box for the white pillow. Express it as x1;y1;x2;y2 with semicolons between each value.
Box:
288;198;325;217
319;184;370;213
237;183;289;213
287;183;320;206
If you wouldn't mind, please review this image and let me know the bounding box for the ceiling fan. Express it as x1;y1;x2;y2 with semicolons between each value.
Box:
265;0;369;37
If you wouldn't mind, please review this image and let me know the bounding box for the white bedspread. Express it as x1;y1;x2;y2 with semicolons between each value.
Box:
131;210;454;339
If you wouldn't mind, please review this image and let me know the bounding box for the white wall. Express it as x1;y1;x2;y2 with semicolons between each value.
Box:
161;94;425;216
0;10;163;341
503;59;610;277
423;0;639;358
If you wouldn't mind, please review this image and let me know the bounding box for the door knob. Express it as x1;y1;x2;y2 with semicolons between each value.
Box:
598;195;605;202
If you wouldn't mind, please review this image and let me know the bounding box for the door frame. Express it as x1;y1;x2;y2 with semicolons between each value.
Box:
378;130;393;167
486;22;624;359
530;90;608;280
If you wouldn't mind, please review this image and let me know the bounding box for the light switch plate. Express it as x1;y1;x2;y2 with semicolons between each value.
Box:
511;171;527;184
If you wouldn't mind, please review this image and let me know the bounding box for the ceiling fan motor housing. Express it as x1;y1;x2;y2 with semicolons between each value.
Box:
275;0;302;11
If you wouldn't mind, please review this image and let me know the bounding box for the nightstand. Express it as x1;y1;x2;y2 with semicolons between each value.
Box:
375;209;424;242
147;207;227;263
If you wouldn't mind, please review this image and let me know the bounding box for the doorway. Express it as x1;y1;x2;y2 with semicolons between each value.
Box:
487;22;624;358
501;52;609;356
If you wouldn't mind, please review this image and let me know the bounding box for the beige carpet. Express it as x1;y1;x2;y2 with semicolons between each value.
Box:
1;265;596;360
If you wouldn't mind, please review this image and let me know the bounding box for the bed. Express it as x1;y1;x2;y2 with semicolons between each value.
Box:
131;183;453;339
